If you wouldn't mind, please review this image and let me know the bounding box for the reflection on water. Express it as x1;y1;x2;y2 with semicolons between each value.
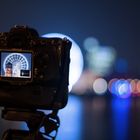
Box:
0;95;138;140
56;95;82;140
111;98;131;140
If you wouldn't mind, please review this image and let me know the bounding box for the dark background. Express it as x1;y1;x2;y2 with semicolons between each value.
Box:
0;1;140;140
0;0;140;76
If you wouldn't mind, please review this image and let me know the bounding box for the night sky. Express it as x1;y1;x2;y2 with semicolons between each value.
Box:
0;0;139;77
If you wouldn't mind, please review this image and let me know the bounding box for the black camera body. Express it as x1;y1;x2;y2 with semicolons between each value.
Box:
0;25;71;110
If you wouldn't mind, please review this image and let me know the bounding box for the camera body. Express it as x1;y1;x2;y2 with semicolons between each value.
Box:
0;25;71;110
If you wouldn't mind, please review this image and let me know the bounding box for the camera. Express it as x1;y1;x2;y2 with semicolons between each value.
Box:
0;25;71;110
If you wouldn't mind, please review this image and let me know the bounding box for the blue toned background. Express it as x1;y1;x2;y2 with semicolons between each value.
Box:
0;1;140;140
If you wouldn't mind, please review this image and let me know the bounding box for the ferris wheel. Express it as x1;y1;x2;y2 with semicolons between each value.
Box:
3;53;29;76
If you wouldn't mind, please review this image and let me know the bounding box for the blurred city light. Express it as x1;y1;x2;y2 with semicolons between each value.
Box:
109;79;132;98
71;70;98;95
42;33;84;91
83;37;116;77
130;79;137;95
83;37;99;52
116;79;131;98
130;79;140;96
93;78;108;95
108;78;118;94
136;80;140;94
73;75;140;98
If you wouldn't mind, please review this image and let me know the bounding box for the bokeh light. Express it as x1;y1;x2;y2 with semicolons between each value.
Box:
130;79;137;95
108;78;118;95
83;37;116;77
42;33;84;91
83;37;99;52
117;79;131;98
93;78;108;95
136;80;140;94
71;70;98;95
109;79;131;98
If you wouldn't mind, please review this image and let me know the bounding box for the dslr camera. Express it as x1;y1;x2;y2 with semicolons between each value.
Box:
0;25;71;110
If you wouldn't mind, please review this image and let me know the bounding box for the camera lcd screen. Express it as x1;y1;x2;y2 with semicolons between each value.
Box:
0;51;32;79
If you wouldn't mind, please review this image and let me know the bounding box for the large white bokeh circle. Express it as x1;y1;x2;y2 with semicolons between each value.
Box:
42;33;84;91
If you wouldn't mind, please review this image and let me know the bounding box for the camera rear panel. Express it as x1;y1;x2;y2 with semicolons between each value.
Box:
0;26;71;110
